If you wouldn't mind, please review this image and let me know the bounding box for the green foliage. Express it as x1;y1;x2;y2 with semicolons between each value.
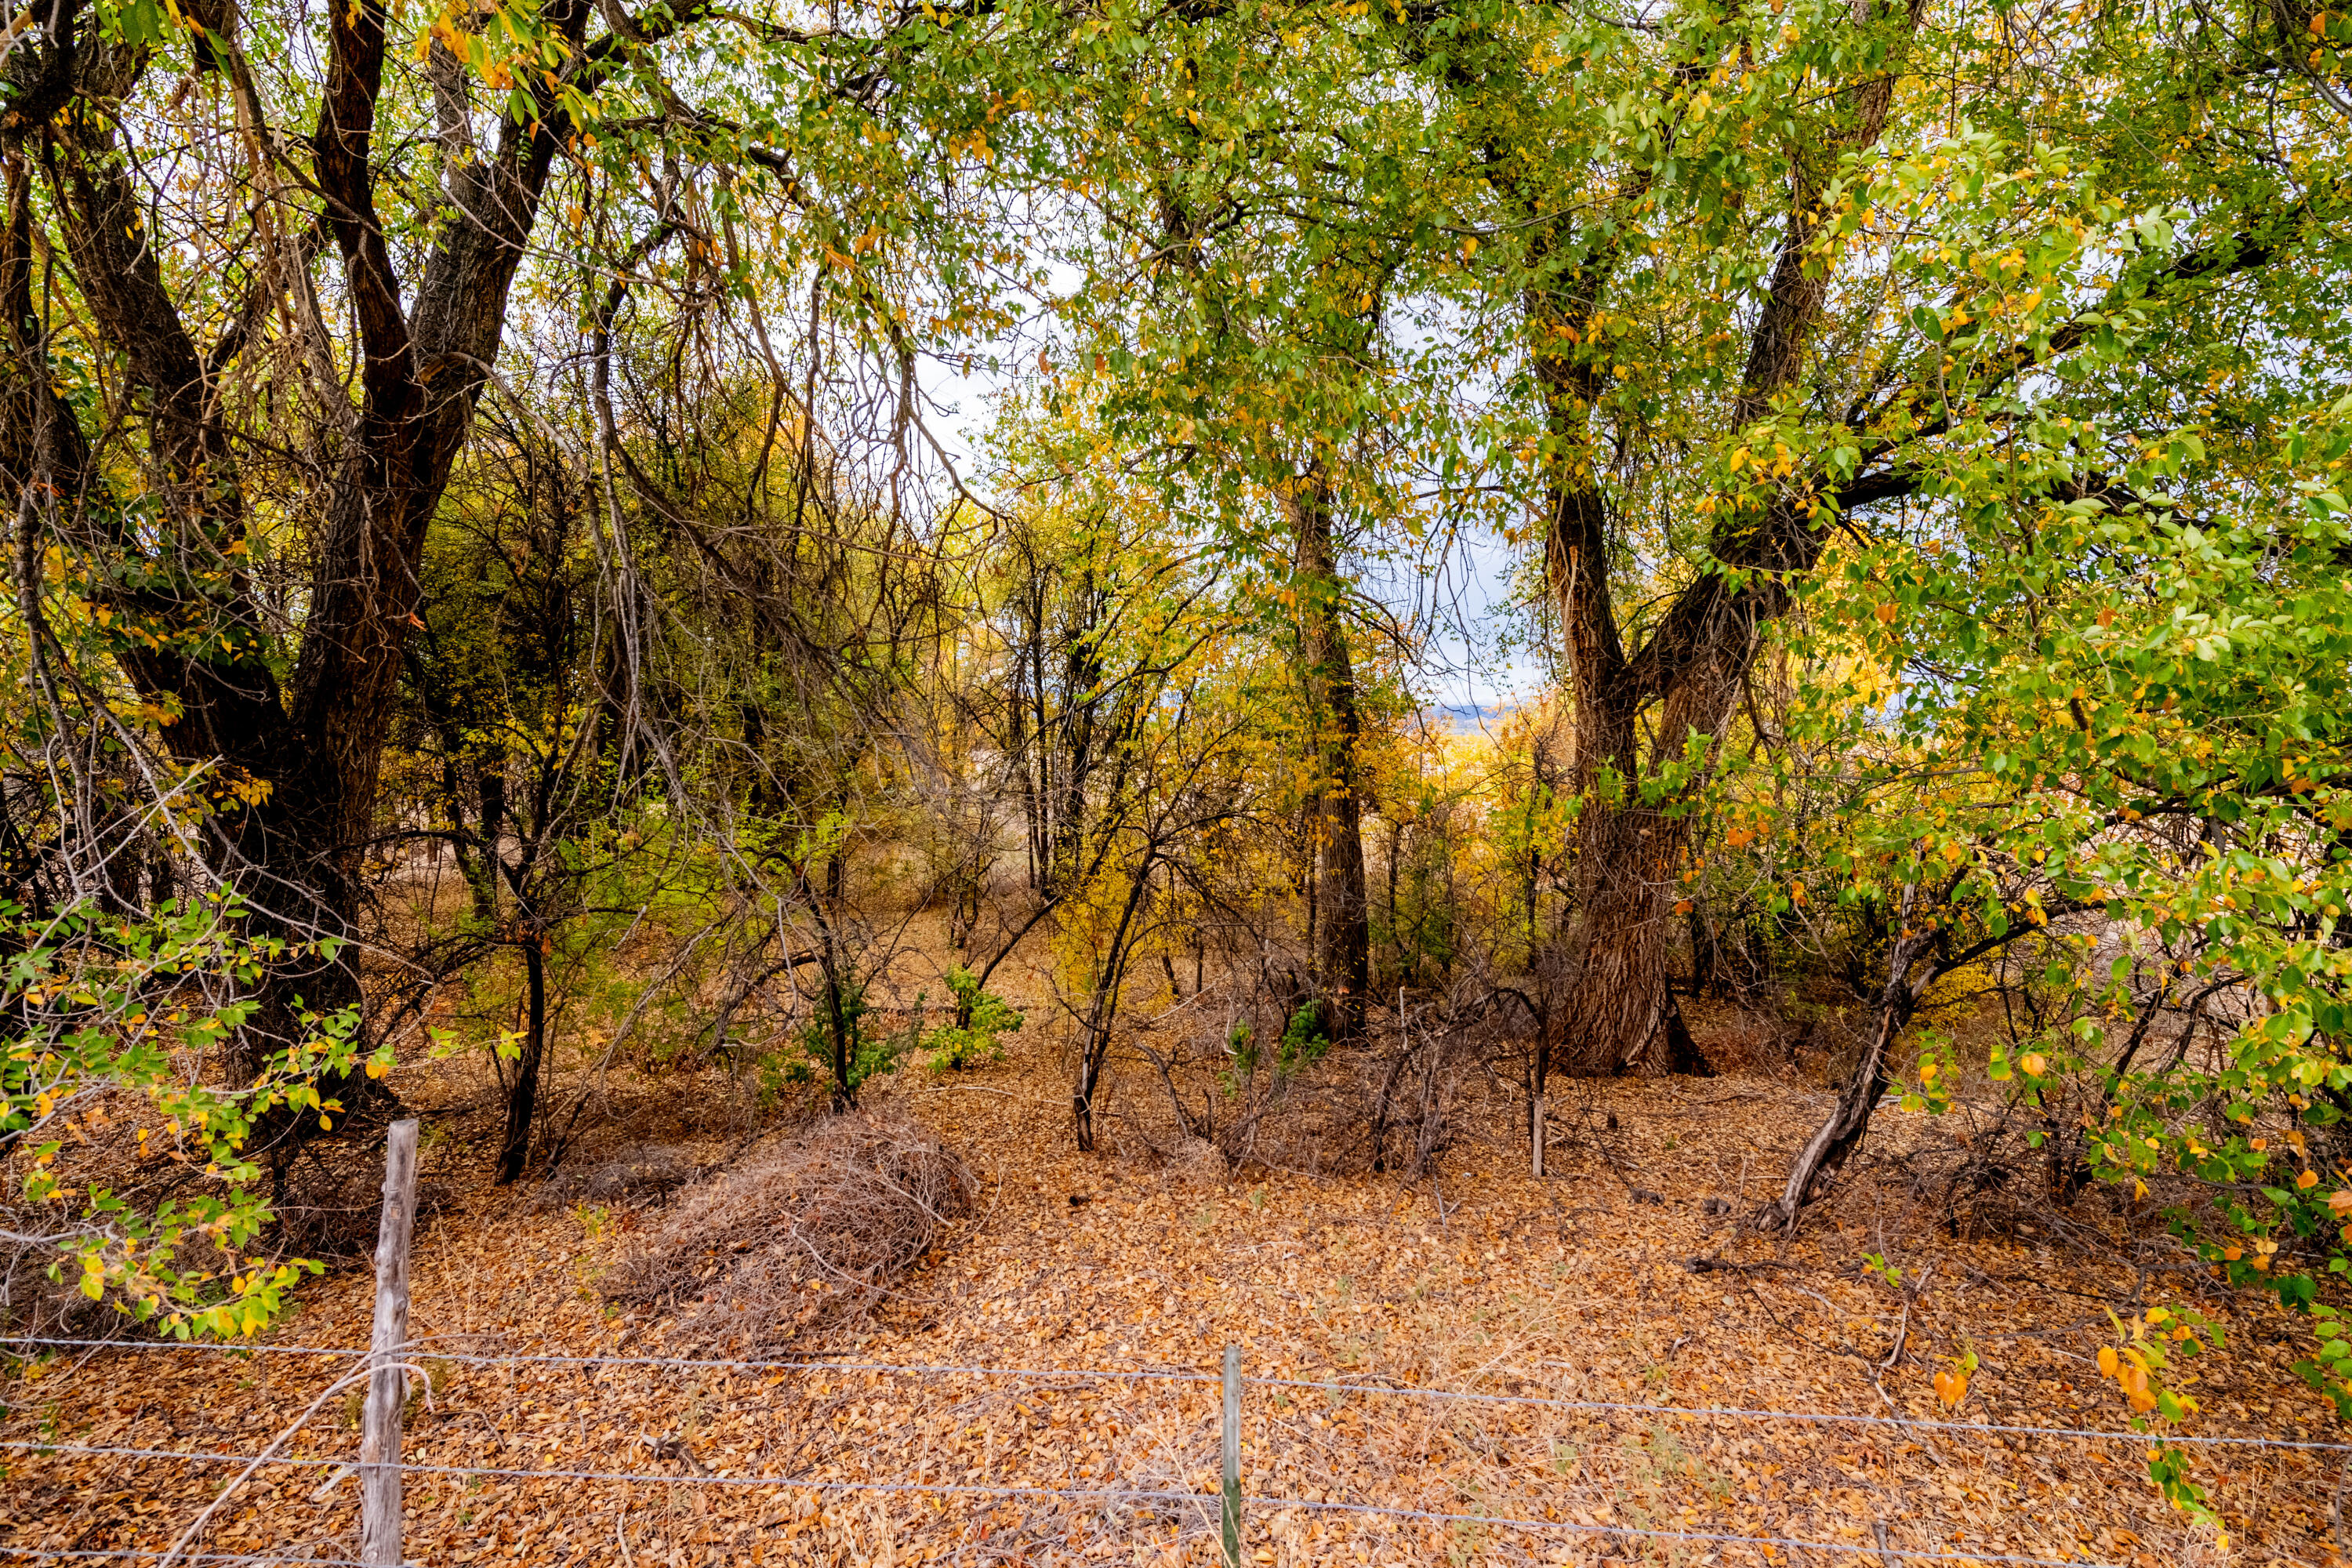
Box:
1809;390;2352;1426
1220;1006;1333;1099
1279;1002;1333;1073
760;979;913;1106
2;895;379;1337
921;969;1023;1073
1219;1021;1258;1098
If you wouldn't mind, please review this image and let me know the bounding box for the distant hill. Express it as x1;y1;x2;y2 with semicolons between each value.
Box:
1424;701;1520;735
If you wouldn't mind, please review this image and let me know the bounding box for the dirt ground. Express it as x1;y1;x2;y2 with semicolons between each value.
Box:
3;991;2346;1567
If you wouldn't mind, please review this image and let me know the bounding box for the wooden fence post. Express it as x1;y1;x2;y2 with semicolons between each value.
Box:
361;1118;420;1567
1221;1344;1241;1568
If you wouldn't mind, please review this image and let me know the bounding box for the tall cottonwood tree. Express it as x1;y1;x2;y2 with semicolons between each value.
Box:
980;13;1458;1038
1382;0;2350;1080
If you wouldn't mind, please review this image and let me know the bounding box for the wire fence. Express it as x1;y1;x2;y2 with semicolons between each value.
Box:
0;1552;372;1567
13;1333;2352;1451
6;1332;2343;1567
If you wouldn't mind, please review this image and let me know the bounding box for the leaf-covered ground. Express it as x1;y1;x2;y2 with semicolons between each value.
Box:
3;1022;2341;1567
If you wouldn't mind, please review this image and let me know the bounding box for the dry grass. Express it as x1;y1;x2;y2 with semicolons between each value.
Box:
611;1105;978;1351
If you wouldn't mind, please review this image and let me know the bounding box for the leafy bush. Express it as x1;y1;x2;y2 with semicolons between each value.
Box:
921;968;1022;1072
1279;1001;1332;1073
1219;1006;1331;1098
762;978;913;1105
2;895;378;1338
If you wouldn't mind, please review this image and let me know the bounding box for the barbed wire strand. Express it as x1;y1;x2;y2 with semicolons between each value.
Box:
9;1336;2343;1454
0;1337;1216;1387
2;1552;366;1567
0;1441;2118;1568
1247;1372;2352;1454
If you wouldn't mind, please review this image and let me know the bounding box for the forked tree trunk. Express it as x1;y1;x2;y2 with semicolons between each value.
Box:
1507;0;1924;1084
1;0;597;1105
1549;647;1750;1076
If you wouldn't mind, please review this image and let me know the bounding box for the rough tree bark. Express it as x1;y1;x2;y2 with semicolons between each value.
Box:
1517;0;2300;1083
1521;0;1923;1080
0;0;608;1092
1286;465;1370;1041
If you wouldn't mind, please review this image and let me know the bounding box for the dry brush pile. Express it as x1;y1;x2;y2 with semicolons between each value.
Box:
611;1107;979;1351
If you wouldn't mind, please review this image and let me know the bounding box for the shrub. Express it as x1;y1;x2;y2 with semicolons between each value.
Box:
1;895;378;1338
1279;1001;1332;1073
921;967;1023;1072
760;977;913;1105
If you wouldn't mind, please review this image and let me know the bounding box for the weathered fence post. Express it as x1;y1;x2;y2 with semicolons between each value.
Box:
361;1118;420;1566
1531;1093;1547;1178
1221;1343;1242;1568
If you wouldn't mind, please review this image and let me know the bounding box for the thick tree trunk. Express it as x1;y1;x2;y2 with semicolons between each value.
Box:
1547;795;1682;1075
1554;621;1755;1075
2;0;590;1093
1286;467;1369;1040
1510;0;1923;1080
